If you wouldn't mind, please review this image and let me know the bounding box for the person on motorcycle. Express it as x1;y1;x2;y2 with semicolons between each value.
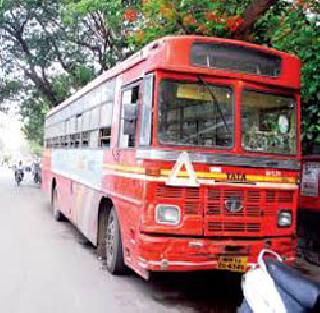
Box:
32;159;41;184
15;160;24;185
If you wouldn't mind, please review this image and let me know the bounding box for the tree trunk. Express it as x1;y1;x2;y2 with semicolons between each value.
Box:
233;0;278;40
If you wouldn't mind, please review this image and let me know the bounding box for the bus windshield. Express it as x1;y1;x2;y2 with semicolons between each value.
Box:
158;80;233;148
241;90;296;154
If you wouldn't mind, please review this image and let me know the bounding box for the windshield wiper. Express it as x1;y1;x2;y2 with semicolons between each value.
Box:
197;75;230;136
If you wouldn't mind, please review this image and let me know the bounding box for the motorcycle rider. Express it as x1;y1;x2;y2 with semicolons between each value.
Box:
15;160;24;184
32;159;41;183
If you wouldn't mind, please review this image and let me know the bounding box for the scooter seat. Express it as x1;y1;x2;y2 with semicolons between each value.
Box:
265;259;320;310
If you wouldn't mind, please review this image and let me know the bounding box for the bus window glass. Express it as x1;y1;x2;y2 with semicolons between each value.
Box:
140;75;154;146
105;79;116;102
241;90;296;154
70;117;76;133
89;130;99;148
76;114;82;132
100;102;113;127
82;111;91;131
119;86;139;148
191;43;281;77
99;127;111;148
65;118;70;134
158;80;233;148
81;131;89;147
91;107;100;129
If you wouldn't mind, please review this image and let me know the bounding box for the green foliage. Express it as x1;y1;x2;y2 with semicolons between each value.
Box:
0;80;21;103
29;141;44;157
125;0;250;47
128;0;320;153
63;0;137;70
20;94;49;146
255;3;320;153
0;0;97;144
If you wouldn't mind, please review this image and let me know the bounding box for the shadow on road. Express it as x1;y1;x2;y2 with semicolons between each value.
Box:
145;271;242;313
41;191;243;313
59;219;243;313
77;230;243;312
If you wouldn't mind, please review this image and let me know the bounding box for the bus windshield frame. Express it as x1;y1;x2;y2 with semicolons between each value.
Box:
157;79;235;150
156;77;298;157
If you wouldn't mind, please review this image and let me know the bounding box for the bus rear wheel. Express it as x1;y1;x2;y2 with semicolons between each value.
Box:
51;188;64;222
99;207;126;274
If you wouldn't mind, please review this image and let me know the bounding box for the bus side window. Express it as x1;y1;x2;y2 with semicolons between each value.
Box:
119;85;139;148
99;127;111;148
140;75;154;146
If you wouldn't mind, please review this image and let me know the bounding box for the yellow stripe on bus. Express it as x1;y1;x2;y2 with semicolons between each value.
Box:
103;163;146;174
160;169;296;183
103;163;297;184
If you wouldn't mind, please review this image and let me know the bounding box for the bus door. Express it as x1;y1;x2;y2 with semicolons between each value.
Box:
116;81;143;247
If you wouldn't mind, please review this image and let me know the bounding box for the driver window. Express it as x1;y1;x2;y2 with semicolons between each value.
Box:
119;85;140;148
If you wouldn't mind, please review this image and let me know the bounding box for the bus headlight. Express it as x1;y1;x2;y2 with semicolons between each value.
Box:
278;210;292;227
156;205;180;225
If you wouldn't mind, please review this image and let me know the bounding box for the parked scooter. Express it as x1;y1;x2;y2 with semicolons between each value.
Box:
239;250;320;313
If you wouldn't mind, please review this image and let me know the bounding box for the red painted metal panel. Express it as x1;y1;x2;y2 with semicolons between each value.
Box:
42;36;301;276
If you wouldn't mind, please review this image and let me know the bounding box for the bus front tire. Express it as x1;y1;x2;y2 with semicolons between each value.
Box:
98;207;126;274
51;188;64;222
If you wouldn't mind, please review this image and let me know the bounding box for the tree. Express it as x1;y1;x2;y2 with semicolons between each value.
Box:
254;1;320;153
123;0;319;153
20;91;49;146
0;0;95;143
0;0;318;152
63;0;139;72
233;0;278;40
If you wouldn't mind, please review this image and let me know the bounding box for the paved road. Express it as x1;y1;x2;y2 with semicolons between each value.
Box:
0;167;318;313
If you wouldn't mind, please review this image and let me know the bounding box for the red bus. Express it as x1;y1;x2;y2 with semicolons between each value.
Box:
299;154;320;264
42;36;301;279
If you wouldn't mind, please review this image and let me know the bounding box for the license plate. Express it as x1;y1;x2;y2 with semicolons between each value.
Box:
217;256;248;273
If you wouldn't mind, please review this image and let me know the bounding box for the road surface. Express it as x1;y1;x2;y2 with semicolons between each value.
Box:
0;167;318;313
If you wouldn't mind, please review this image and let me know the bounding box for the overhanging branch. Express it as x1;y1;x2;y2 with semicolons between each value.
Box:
233;0;278;40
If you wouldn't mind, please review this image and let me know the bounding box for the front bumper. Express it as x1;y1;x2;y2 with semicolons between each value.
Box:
137;234;296;272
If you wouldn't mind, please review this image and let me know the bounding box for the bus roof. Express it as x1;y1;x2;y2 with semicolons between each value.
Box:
48;35;300;117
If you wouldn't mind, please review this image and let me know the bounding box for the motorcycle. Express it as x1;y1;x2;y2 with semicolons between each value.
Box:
33;171;40;184
32;163;41;184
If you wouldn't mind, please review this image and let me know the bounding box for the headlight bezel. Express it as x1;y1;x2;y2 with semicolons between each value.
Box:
278;209;293;228
155;204;181;226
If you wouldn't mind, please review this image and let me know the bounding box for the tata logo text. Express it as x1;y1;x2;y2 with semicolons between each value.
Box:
226;172;247;182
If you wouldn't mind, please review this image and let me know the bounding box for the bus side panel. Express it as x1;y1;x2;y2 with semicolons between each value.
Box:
68;182;101;245
41;149;52;195
55;175;73;219
46;171;102;246
47;148;105;245
103;151;146;270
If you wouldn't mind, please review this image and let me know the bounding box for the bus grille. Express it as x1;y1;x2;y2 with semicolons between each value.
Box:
155;185;295;235
208;222;261;233
205;188;294;236
155;185;200;214
207;189;262;217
